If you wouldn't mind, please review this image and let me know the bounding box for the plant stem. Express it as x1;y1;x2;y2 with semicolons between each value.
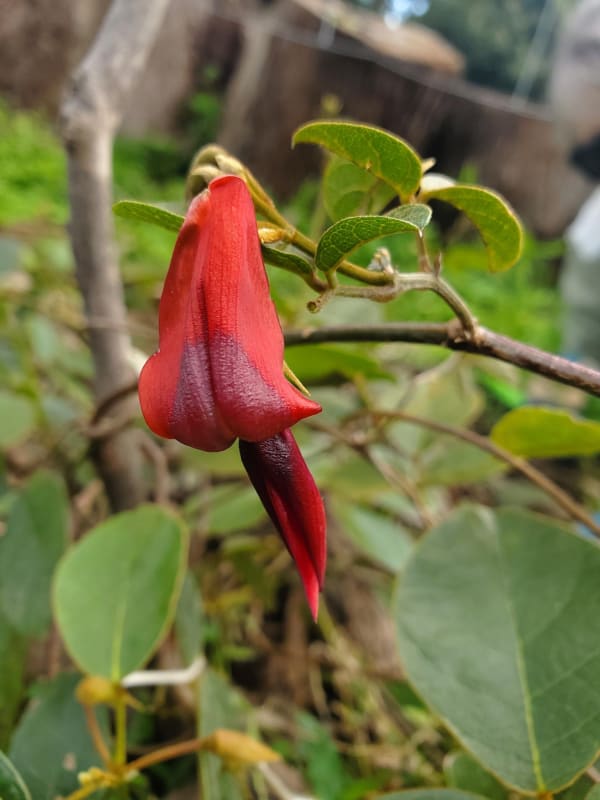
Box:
113;692;128;766
369;409;600;537
84;705;112;766
125;736;209;774
284;322;600;399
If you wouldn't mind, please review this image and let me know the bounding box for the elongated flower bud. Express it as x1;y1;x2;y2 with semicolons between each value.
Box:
138;175;321;451
239;430;327;619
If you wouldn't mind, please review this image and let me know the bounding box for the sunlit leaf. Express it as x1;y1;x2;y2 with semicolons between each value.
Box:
421;183;523;271
262;245;316;280
315;206;431;273
113;200;184;233
323;156;395;220
491;406;600;458
293;120;423;200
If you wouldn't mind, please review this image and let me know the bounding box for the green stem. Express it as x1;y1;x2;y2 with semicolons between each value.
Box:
113;692;127;766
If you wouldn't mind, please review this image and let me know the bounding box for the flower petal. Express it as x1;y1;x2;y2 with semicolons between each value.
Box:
138;175;321;451
239;430;327;619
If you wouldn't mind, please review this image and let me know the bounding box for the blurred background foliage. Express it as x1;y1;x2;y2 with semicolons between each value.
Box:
4;95;599;799
346;0;575;98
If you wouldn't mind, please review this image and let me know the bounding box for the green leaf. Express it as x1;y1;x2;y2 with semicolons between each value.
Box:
54;505;188;680
207;485;266;535
420;183;523;272
9;673;108;800
418;439;507;487
0;392;36;449
261;245;316;280
175;571;204;666
297;712;353;800
198;669;248;800
0;471;68;637
445;752;508;800
331;500;413;571
315;207;431;273
0;616;25;750
113;200;184;233
491;406;600;458
323;156;396;221
293;121;423;200
0;752;31;800
285;344;391;383
379;792;488;800
395;505;600;793
586;787;600;800
388;361;485;455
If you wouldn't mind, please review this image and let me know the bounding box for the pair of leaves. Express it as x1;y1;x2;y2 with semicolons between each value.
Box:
114;119;523;280
294;120;523;273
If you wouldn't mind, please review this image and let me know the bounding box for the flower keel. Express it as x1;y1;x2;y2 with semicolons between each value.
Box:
239;430;327;619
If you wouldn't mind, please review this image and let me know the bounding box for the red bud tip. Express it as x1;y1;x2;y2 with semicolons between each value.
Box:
239;430;327;620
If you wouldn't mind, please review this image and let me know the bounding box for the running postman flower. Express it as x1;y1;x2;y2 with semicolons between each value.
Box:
138;174;326;617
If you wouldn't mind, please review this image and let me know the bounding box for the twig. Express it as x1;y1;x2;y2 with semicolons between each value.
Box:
284;322;600;398
125;737;208;774
368;409;600;537
84;706;112;767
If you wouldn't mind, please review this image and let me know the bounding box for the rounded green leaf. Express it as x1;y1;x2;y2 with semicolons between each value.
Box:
0;392;36;449
331;499;413;572
0;752;31;800
9;673;108;800
418;439;507;487
0;471;69;637
421;184;523;272
323;156;396;221
54;505;188;680
491;407;600;458
395;505;600;794
113;200;184;233
285;344;391;383
445;752;508;800
293;121;423;200
316;207;431;273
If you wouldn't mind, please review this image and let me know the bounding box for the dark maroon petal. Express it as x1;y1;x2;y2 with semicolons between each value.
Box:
239;430;327;619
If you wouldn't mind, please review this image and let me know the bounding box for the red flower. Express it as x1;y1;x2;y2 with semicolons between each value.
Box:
240;431;326;620
138;175;326;616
